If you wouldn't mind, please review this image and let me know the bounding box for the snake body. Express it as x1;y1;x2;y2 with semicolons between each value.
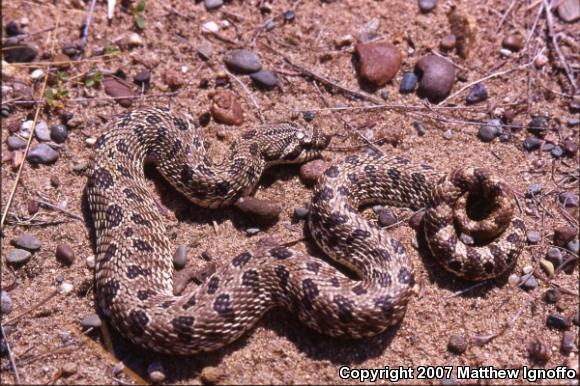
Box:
86;108;525;355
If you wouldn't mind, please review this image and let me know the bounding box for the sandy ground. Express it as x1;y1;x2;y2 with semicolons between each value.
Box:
1;0;579;384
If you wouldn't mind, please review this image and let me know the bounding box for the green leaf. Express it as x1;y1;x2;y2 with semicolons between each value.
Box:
45;88;54;100
135;14;145;30
135;0;145;13
85;79;94;88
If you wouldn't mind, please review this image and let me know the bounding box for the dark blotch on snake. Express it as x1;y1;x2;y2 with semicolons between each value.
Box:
182;295;197;310
103;243;117;263
128;309;149;336
100;280;120;304
397;267;414;285
302;279;319;309
232;252;252;267
213;294;234;318
105;204;123;227
207;276;219;294
306;261;321;273
116;140;128;153
124;227;133;237
270;247;293;259
133;239;153;252
324;166;340;178
334;295;355;323
171;316;195;342
275;265;290;289
90;168;114;190
352;284;367;295
94;135;107;149
241;269;260;293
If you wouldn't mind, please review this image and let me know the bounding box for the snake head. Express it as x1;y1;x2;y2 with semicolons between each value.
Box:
260;123;331;165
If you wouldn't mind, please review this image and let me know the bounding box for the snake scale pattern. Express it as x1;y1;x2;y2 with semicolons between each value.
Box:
86;107;525;355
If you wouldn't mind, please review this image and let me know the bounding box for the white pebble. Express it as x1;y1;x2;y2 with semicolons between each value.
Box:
201;21;219;33
181;65;188;74
21;120;34;132
59;282;74;294
85;137;97;145
522;265;533;274
128;32;144;46
534;54;548;69
30;69;45;80
58;199;68;211
499;48;512;57
2;60;16;78
508;273;520;287
86;255;95;269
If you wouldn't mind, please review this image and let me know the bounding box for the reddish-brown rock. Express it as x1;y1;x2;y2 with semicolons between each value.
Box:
415;55;455;102
210;90;244;126
355;41;401;87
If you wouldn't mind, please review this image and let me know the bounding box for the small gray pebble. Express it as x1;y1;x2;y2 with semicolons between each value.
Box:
7;248;32;265
246;228;260;236
523;136;542;151
559;192;579;207
197;40;213;61
27;143;59;164
399;72;417;94
173;245;188;269
447;334;467;354
0;290;12;315
528;116;548;136
148;361;166;384
224;49;262;74
293;207;309;220
543;288;561;303
380;90;390;100
13;233;41;251
443;129;453;140
526;183;543;197
466;83;488;105
34;120;51;142
378;208;397;227
547;314;571;330
80;313;102;328
204;0;223;10
412;121;426;136
542;143;555;152
62;362;78;376
418;0;437;12
7;136;27;150
526;230;541;244
567;118;579;127
478;119;502;142
551;146;564;158
520;274;538;291
567;239;579;254
546;247;563;267
250;70;279;89
50;124;68;143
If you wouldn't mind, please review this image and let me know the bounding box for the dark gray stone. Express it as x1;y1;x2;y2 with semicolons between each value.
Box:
250;70;279;89
418;0;437;12
466;83;488;105
7;248;32;265
13;233;41;251
50;124;69;143
478;119;502;142
224;49;262;74
399;72;417;94
173;245;188;269
7;136;26;150
27;143;59;164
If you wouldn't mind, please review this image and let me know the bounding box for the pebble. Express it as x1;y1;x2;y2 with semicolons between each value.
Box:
523;136;542;151
5;20;20;36
412;121;427;136
27;200;39;215
508;273;520;287
478;119;502;142
34;120;50;142
133;69;151;86
415;55;455;102
246;228;260;236
527;116;549;137
7;248;32;265
418;0;437;13
522;265;534;275
127;32;143;47
502;35;524;52
356;18;380;43
250;70;279;89
50;124;68;143
293;207;309;220
210;90;244;125
30;69;44;80
7;136;26;150
200;366;224;385
543;288;561;303
499;48;512;57
148;362;166;384
80;313;102;328
447;335;467;354
173;245;188;269
1;291;12;315
71;159;89;173
547;314;571;330
557;0;580;22
3;39;37;63
103;76;133;107
284;10;295;22
56;243;75;266
551;146;564;158
526;183;543;197
235;197;283;223
299;159;328;186
377;208;397;227
60;281;74;294
224;49;262;74
563;138;578;155
59;362;78;377
534;54;548;69
440;34;457;51
21;120;34;135
539;258;554;276
443;129;453;140
459;233;475;245
13;233;41;251
466;83;488;105
527;338;551;362
568;239;579;254
86;255;95;269
303;111;315;122
568;118;580;127
51;175;60;187
355;41;401;87
546;247;563;267
201;21;219;33
408;210;424;230
163;69;185;89
553;226;576;247
520;274;538;291
399;72;418;94
197;39;213;60
561;332;577;353
85;137;97;146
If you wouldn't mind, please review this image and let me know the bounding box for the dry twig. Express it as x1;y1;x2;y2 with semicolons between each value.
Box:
1;323;21;384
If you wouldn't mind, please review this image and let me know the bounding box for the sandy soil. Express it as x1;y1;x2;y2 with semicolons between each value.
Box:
1;0;579;384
